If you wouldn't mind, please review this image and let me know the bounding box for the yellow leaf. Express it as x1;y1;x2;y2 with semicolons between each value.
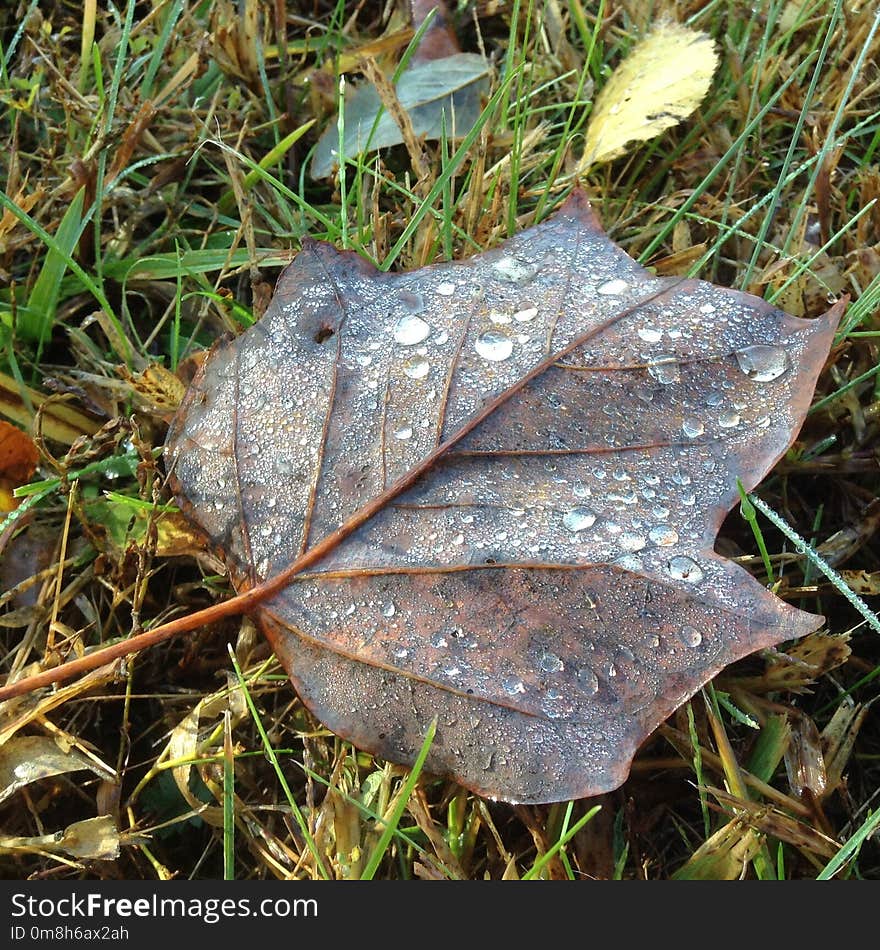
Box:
580;22;718;171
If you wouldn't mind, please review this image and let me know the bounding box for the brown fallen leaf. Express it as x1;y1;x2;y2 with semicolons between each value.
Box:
0;419;39;512
165;189;842;804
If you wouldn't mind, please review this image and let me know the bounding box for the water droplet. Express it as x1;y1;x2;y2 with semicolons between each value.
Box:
452;533;464;545
576;667;599;695
682;417;705;438
735;344;790;382
679;626;703;648
493;256;536;283
503;675;526;696
394;315;430;345
393;425;413;440
620;532;646;552
436;281;456;296
667;555;704;583
434;331;449;345
382;601;396;618
597;278;629;295
513;306;538;323
638;326;662;343
563;507;597;532
355;353;373;367
699;303;716;315
649;525;679;546
539;651;564;673
403;357;430;379
706;391;724;407
475;330;513;362
718;409;740;428
647;357;681;385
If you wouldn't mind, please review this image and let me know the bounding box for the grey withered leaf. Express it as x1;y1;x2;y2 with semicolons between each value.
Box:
165;190;842;804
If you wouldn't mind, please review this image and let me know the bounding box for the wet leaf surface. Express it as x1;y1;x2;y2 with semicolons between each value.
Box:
165;190;842;803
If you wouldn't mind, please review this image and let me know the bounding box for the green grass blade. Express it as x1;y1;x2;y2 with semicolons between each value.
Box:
360;718;437;880
20;187;87;349
227;648;330;880
817;809;880;879
521;805;602;880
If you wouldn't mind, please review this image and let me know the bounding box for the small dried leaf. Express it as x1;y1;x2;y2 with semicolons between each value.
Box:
0;371;101;445
671;815;762;879
0;419;39;512
784;711;827;800
310;53;489;179
119;363;186;417
820;700;868;799
0;815;120;860
0;735;114;804
580;23;719;170
708;788;838;858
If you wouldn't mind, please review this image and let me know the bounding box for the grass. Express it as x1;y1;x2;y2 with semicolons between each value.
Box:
0;0;879;880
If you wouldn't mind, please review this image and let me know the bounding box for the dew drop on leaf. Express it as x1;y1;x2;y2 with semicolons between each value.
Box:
394;315;431;345
667;555;704;583
475;330;514;362
403;357;430;379
562;507;598;532
735;344;790;382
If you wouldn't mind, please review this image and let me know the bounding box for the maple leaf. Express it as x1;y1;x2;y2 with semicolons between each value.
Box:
165;190;842;804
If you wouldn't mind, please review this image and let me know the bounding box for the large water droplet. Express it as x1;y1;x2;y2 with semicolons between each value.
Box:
436;281;456;296
475;330;513;362
563;507;597;532
667;555;704;583
576;667;599;695
649;525;679;546
493;256;536;283
539;651;564;673
638;326;662;343
403;357;430;379
597;278;629;295
647;357;681;385
735;344;790;382
382;601;396;618
682;417;705;438
678;626;703;647
393;425;413;440
718;409;740;428
502;675;526;696
394;315;430;345
620;532;646;552
513;306;538;323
